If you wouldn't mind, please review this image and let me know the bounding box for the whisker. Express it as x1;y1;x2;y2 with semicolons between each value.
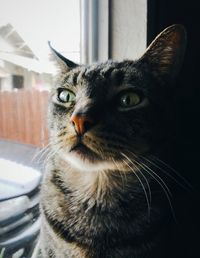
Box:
111;158;127;189
122;151;177;222
125;151;172;196
122;157;151;217
44;142;63;163
150;155;193;189
32;133;67;164
140;155;192;192
121;152;152;207
32;141;55;164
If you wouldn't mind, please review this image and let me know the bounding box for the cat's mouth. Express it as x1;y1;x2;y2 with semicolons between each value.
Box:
65;138;121;172
70;142;102;162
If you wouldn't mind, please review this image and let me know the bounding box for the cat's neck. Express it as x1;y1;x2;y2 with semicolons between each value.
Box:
48;155;125;199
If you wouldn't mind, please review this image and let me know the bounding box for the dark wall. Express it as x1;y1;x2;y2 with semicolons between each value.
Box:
147;0;200;190
147;3;200;256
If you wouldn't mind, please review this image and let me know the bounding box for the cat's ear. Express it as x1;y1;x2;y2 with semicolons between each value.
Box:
48;42;78;71
140;24;187;81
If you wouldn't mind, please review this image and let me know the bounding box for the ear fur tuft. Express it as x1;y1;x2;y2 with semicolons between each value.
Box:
140;24;187;81
48;41;78;71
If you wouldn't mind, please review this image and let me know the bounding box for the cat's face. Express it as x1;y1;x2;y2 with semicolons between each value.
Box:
48;25;186;172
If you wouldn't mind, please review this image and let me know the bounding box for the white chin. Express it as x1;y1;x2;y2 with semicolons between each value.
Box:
60;152;114;172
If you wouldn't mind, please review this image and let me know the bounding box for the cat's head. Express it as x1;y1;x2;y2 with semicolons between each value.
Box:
48;25;186;172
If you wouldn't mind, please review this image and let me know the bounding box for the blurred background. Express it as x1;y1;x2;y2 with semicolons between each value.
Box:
0;0;80;147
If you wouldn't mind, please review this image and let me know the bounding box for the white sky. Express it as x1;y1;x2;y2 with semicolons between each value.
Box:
0;0;80;62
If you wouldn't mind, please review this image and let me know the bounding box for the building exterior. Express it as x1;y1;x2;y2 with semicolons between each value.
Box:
0;23;53;91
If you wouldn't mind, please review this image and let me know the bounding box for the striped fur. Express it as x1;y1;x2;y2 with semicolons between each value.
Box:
32;25;188;258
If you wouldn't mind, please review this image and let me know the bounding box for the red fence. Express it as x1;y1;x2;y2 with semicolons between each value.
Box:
0;89;49;147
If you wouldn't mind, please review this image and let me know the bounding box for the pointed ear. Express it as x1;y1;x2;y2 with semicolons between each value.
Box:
48;41;78;72
140;24;187;81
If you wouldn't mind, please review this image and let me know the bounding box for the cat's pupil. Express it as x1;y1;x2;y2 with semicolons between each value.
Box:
59;90;72;102
123;96;130;105
66;93;70;102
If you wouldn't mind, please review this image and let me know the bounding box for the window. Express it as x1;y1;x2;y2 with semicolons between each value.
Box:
12;75;24;89
0;1;80;257
0;0;80;146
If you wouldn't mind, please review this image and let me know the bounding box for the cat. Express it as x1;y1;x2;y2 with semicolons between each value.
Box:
32;24;198;258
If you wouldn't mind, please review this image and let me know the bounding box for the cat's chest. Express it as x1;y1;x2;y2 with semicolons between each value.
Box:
40;165;172;258
42;172;152;247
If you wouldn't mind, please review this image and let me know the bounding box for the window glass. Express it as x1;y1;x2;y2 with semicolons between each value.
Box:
0;2;80;256
0;0;80;146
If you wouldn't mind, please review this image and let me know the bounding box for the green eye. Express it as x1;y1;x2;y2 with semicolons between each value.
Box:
119;92;141;109
58;89;75;103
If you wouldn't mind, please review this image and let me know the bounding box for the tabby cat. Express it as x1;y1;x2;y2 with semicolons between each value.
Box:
32;25;197;258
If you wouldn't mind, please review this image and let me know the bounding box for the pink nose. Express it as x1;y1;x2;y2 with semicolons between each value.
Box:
70;115;94;135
